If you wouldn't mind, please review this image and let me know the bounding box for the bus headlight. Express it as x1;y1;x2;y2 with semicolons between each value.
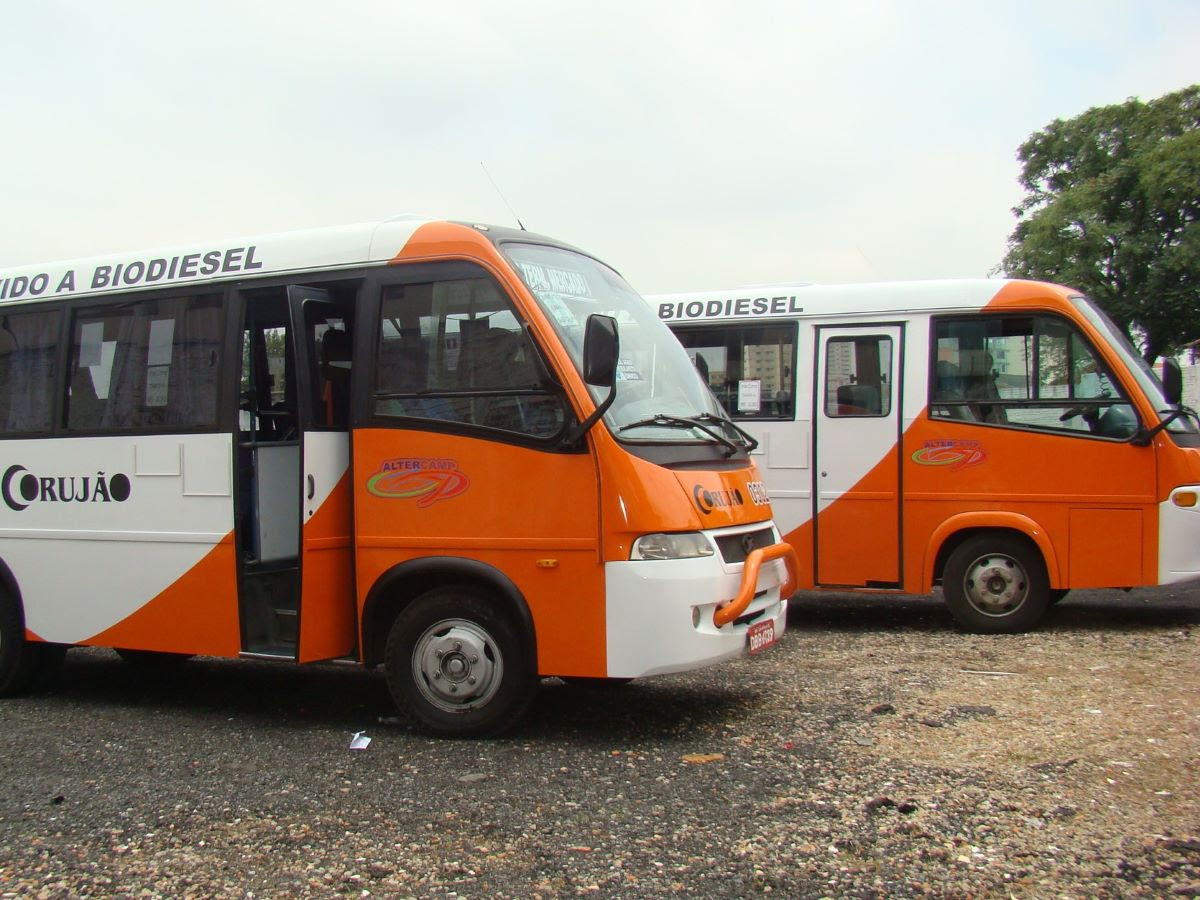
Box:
631;532;715;561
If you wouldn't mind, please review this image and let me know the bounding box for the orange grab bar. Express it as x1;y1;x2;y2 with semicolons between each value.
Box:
713;542;799;627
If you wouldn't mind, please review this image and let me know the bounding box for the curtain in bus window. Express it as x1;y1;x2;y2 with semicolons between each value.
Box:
68;295;221;432
161;297;221;427
0;309;59;433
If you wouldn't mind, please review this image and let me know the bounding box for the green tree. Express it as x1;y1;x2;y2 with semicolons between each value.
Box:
1001;85;1200;364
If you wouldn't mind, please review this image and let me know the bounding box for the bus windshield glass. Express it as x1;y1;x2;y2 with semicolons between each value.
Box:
504;243;744;446
1071;295;1197;434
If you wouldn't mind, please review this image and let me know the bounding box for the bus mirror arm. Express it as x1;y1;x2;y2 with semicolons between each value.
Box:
1132;407;1187;446
561;381;617;447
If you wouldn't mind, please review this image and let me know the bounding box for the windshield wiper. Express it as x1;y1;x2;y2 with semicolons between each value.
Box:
691;412;760;453
617;414;740;456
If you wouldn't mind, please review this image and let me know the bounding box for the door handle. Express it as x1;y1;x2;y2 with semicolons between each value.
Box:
307;474;315;500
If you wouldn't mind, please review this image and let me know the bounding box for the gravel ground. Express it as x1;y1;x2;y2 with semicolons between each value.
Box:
1;586;1198;898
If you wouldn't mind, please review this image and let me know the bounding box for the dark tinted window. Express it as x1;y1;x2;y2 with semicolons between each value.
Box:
373;276;566;438
0;308;60;434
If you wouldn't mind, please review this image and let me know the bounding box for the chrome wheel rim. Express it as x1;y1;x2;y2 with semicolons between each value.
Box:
962;552;1028;617
411;618;503;713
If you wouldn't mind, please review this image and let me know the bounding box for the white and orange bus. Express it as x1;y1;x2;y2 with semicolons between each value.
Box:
650;279;1200;633
0;217;797;735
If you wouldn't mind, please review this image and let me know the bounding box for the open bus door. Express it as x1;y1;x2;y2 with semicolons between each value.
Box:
236;285;357;661
813;324;904;588
288;286;357;662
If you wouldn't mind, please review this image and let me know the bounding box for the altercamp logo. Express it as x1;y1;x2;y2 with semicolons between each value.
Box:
366;457;469;507
911;440;987;471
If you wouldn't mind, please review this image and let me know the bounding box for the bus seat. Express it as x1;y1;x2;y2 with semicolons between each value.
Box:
836;383;880;415
934;360;962;398
958;349;993;379
934;360;976;421
1096;404;1138;439
320;328;352;426
463;329;533;430
959;350;1006;423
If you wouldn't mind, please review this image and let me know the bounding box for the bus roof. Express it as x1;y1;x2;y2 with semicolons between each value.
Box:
0;216;453;305
648;278;1079;323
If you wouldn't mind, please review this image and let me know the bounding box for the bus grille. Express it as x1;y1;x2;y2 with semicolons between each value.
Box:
714;527;776;564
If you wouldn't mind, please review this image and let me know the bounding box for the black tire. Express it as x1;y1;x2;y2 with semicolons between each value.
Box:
0;593;64;696
1048;589;1070;605
942;534;1050;634
384;585;535;737
115;649;194;666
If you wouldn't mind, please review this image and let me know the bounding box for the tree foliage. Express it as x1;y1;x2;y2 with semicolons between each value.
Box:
1002;85;1200;364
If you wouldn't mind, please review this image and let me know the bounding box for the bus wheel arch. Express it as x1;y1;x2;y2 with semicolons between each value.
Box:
361;557;537;672
936;530;1051;634
926;513;1061;593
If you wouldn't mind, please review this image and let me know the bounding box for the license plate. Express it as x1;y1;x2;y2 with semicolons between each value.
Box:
747;619;776;654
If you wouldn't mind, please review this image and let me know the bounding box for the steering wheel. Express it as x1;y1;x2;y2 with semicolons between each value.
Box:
1059;404;1098;422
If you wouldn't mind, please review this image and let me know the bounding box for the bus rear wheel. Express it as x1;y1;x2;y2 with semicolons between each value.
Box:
0;593;65;696
384;586;534;737
942;534;1049;634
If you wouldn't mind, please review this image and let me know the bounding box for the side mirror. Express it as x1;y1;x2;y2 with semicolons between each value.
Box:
1163;357;1183;407
562;314;619;446
582;314;618;387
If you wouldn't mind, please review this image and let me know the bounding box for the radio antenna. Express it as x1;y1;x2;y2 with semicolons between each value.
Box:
481;162;526;231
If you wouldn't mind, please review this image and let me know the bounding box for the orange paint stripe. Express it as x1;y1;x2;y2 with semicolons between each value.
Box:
79;534;242;656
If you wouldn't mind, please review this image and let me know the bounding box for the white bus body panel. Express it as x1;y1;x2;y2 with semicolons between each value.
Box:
1159;487;1200;584
0;433;233;643
0;217;430;305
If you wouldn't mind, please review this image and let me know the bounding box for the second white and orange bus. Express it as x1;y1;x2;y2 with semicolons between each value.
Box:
650;279;1200;632
0;217;797;735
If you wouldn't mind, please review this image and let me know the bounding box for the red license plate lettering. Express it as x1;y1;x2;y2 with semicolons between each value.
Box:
747;619;776;654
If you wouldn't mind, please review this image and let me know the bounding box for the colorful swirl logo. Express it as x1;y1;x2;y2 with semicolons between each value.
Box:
367;459;470;507
911;441;986;470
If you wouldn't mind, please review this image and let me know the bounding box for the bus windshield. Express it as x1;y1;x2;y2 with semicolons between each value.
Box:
504;243;746;447
1071;295;1197;434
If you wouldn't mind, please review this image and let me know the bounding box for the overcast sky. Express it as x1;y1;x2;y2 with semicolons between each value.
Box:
2;1;1197;293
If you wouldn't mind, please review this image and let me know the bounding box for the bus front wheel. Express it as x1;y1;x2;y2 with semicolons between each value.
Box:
384;586;534;737
942;535;1050;634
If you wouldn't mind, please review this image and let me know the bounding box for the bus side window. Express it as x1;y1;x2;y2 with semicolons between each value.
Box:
931;314;1138;439
67;295;221;433
673;324;796;419
825;336;892;417
0;310;59;434
372;275;566;438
